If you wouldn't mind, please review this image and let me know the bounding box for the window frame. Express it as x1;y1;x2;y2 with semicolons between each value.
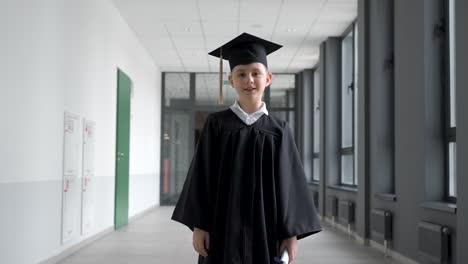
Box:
338;22;357;187
268;73;298;140
444;0;456;203
312;69;320;183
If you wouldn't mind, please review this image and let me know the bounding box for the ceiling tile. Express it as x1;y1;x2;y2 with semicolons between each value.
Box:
112;0;357;72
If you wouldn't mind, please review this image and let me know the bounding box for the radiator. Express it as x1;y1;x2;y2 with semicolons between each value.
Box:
326;195;338;218
339;200;355;224
313;191;319;210
371;209;392;241
418;221;451;264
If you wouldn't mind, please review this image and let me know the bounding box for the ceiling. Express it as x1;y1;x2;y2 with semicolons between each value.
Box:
112;0;357;73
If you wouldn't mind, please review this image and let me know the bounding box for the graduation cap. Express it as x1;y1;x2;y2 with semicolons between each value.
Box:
208;32;282;104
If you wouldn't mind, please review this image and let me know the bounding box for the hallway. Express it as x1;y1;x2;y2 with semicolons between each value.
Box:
58;206;401;264
3;1;468;263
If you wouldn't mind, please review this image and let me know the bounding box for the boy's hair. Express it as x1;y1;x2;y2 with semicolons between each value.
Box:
230;62;270;75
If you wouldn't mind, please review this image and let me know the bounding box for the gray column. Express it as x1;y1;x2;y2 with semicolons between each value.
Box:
368;0;395;195
356;0;370;240
296;73;304;158
323;38;341;187
423;0;446;201
318;43;327;216
301;69;314;181
394;0;426;260
394;0;456;261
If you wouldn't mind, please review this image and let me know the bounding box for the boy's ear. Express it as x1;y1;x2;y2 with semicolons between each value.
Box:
265;72;273;87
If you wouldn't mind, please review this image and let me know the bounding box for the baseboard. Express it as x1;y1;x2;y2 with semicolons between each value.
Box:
354;233;366;245
322;216;360;240
369;239;420;264
322;217;420;264
129;205;157;223
40;204;158;264
39;226;114;264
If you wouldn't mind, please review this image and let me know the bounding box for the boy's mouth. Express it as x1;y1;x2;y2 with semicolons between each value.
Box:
243;87;256;92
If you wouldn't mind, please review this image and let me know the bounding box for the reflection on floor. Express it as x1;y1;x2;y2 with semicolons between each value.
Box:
59;206;403;264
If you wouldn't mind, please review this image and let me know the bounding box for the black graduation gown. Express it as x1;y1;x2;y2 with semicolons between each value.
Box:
171;109;322;264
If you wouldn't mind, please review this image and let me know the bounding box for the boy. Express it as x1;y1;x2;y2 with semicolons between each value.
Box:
171;33;321;264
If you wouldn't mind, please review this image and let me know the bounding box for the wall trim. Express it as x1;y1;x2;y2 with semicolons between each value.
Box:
323;216;360;239
323;217;420;264
369;240;420;264
129;204;158;223
40;205;158;264
39;226;114;264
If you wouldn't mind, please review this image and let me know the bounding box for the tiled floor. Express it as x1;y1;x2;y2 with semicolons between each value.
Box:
58;206;403;264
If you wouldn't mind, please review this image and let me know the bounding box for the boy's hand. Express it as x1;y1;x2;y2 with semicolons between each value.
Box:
193;228;210;257
279;236;298;263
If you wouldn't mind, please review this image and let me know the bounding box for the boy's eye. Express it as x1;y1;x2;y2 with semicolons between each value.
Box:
238;73;246;77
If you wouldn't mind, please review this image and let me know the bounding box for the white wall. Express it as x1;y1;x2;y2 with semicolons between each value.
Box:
0;0;161;263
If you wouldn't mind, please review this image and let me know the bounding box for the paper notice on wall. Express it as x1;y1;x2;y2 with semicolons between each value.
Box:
63;112;80;177
83;120;95;177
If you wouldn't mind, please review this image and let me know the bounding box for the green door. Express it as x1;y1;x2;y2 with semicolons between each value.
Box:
115;69;131;229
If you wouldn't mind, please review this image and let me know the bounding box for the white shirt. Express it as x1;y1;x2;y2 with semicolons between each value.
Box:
229;100;269;125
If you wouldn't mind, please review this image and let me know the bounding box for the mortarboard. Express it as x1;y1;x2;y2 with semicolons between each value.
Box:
208;32;282;104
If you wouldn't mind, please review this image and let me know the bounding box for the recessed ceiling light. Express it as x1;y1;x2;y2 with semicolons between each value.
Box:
287;28;297;32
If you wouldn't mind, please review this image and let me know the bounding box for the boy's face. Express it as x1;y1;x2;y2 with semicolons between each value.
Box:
228;62;272;103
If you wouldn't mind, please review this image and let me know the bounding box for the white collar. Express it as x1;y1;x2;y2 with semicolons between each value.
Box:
229;100;269;125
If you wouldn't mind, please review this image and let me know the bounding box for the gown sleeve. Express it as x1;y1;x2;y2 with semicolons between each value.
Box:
277;122;322;241
171;114;219;232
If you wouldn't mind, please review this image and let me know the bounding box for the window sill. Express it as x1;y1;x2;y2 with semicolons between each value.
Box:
420;201;457;214
308;181;320;186
327;184;358;193
374;193;397;202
